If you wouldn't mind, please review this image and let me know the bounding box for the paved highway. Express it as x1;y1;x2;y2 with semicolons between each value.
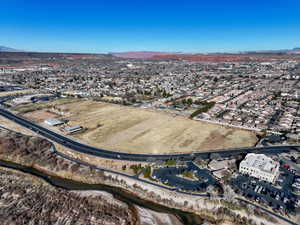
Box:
0;108;299;225
0;108;299;162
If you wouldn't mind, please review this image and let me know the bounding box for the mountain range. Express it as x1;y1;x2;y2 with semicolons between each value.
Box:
241;47;300;55
1;45;300;57
0;45;21;52
111;51;175;59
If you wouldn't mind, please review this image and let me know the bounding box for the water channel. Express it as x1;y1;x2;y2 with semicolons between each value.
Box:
0;160;206;225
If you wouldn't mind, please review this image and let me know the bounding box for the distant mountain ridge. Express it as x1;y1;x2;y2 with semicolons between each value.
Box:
242;47;300;55
1;45;300;56
111;51;179;59
0;45;21;52
112;48;300;59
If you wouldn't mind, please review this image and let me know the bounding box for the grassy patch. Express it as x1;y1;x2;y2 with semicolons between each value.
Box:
190;101;216;118
181;169;195;179
130;164;143;175
143;166;151;178
165;159;177;166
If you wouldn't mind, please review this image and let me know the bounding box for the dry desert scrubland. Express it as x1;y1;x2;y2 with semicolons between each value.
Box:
20;100;258;154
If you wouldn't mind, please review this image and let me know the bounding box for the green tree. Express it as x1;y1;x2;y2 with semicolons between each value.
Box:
187;98;193;105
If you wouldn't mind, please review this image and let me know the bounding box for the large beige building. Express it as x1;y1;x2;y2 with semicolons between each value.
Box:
239;153;280;183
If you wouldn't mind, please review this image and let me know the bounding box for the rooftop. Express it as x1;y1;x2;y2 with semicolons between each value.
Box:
241;153;279;174
44;118;64;126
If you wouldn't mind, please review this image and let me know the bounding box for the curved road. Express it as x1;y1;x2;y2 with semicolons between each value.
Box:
0;108;299;225
0;108;299;162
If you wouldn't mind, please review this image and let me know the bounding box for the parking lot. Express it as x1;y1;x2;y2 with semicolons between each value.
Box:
231;167;298;213
152;161;220;192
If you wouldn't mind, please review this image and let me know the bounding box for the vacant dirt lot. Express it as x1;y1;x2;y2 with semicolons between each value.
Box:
23;110;57;123
12;97;80;114
25;100;256;154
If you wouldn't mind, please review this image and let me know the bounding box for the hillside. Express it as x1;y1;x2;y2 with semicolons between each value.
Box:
0;45;20;52
112;51;172;59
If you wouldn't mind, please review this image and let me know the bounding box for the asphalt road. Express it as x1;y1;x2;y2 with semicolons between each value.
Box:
152;161;218;192
51;145;211;197
237;198;298;225
0;108;299;162
0;108;299;224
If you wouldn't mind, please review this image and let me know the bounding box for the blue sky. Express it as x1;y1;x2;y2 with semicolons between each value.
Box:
1;0;300;53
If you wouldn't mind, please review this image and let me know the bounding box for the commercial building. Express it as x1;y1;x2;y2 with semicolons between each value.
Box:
239;153;280;183
44;118;64;126
65;125;82;134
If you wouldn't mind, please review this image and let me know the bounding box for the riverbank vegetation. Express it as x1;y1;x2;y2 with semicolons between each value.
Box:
0;167;137;225
0;129;283;225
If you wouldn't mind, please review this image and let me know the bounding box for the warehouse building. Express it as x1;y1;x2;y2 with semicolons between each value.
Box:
44;118;64;126
239;153;280;183
65;125;82;134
